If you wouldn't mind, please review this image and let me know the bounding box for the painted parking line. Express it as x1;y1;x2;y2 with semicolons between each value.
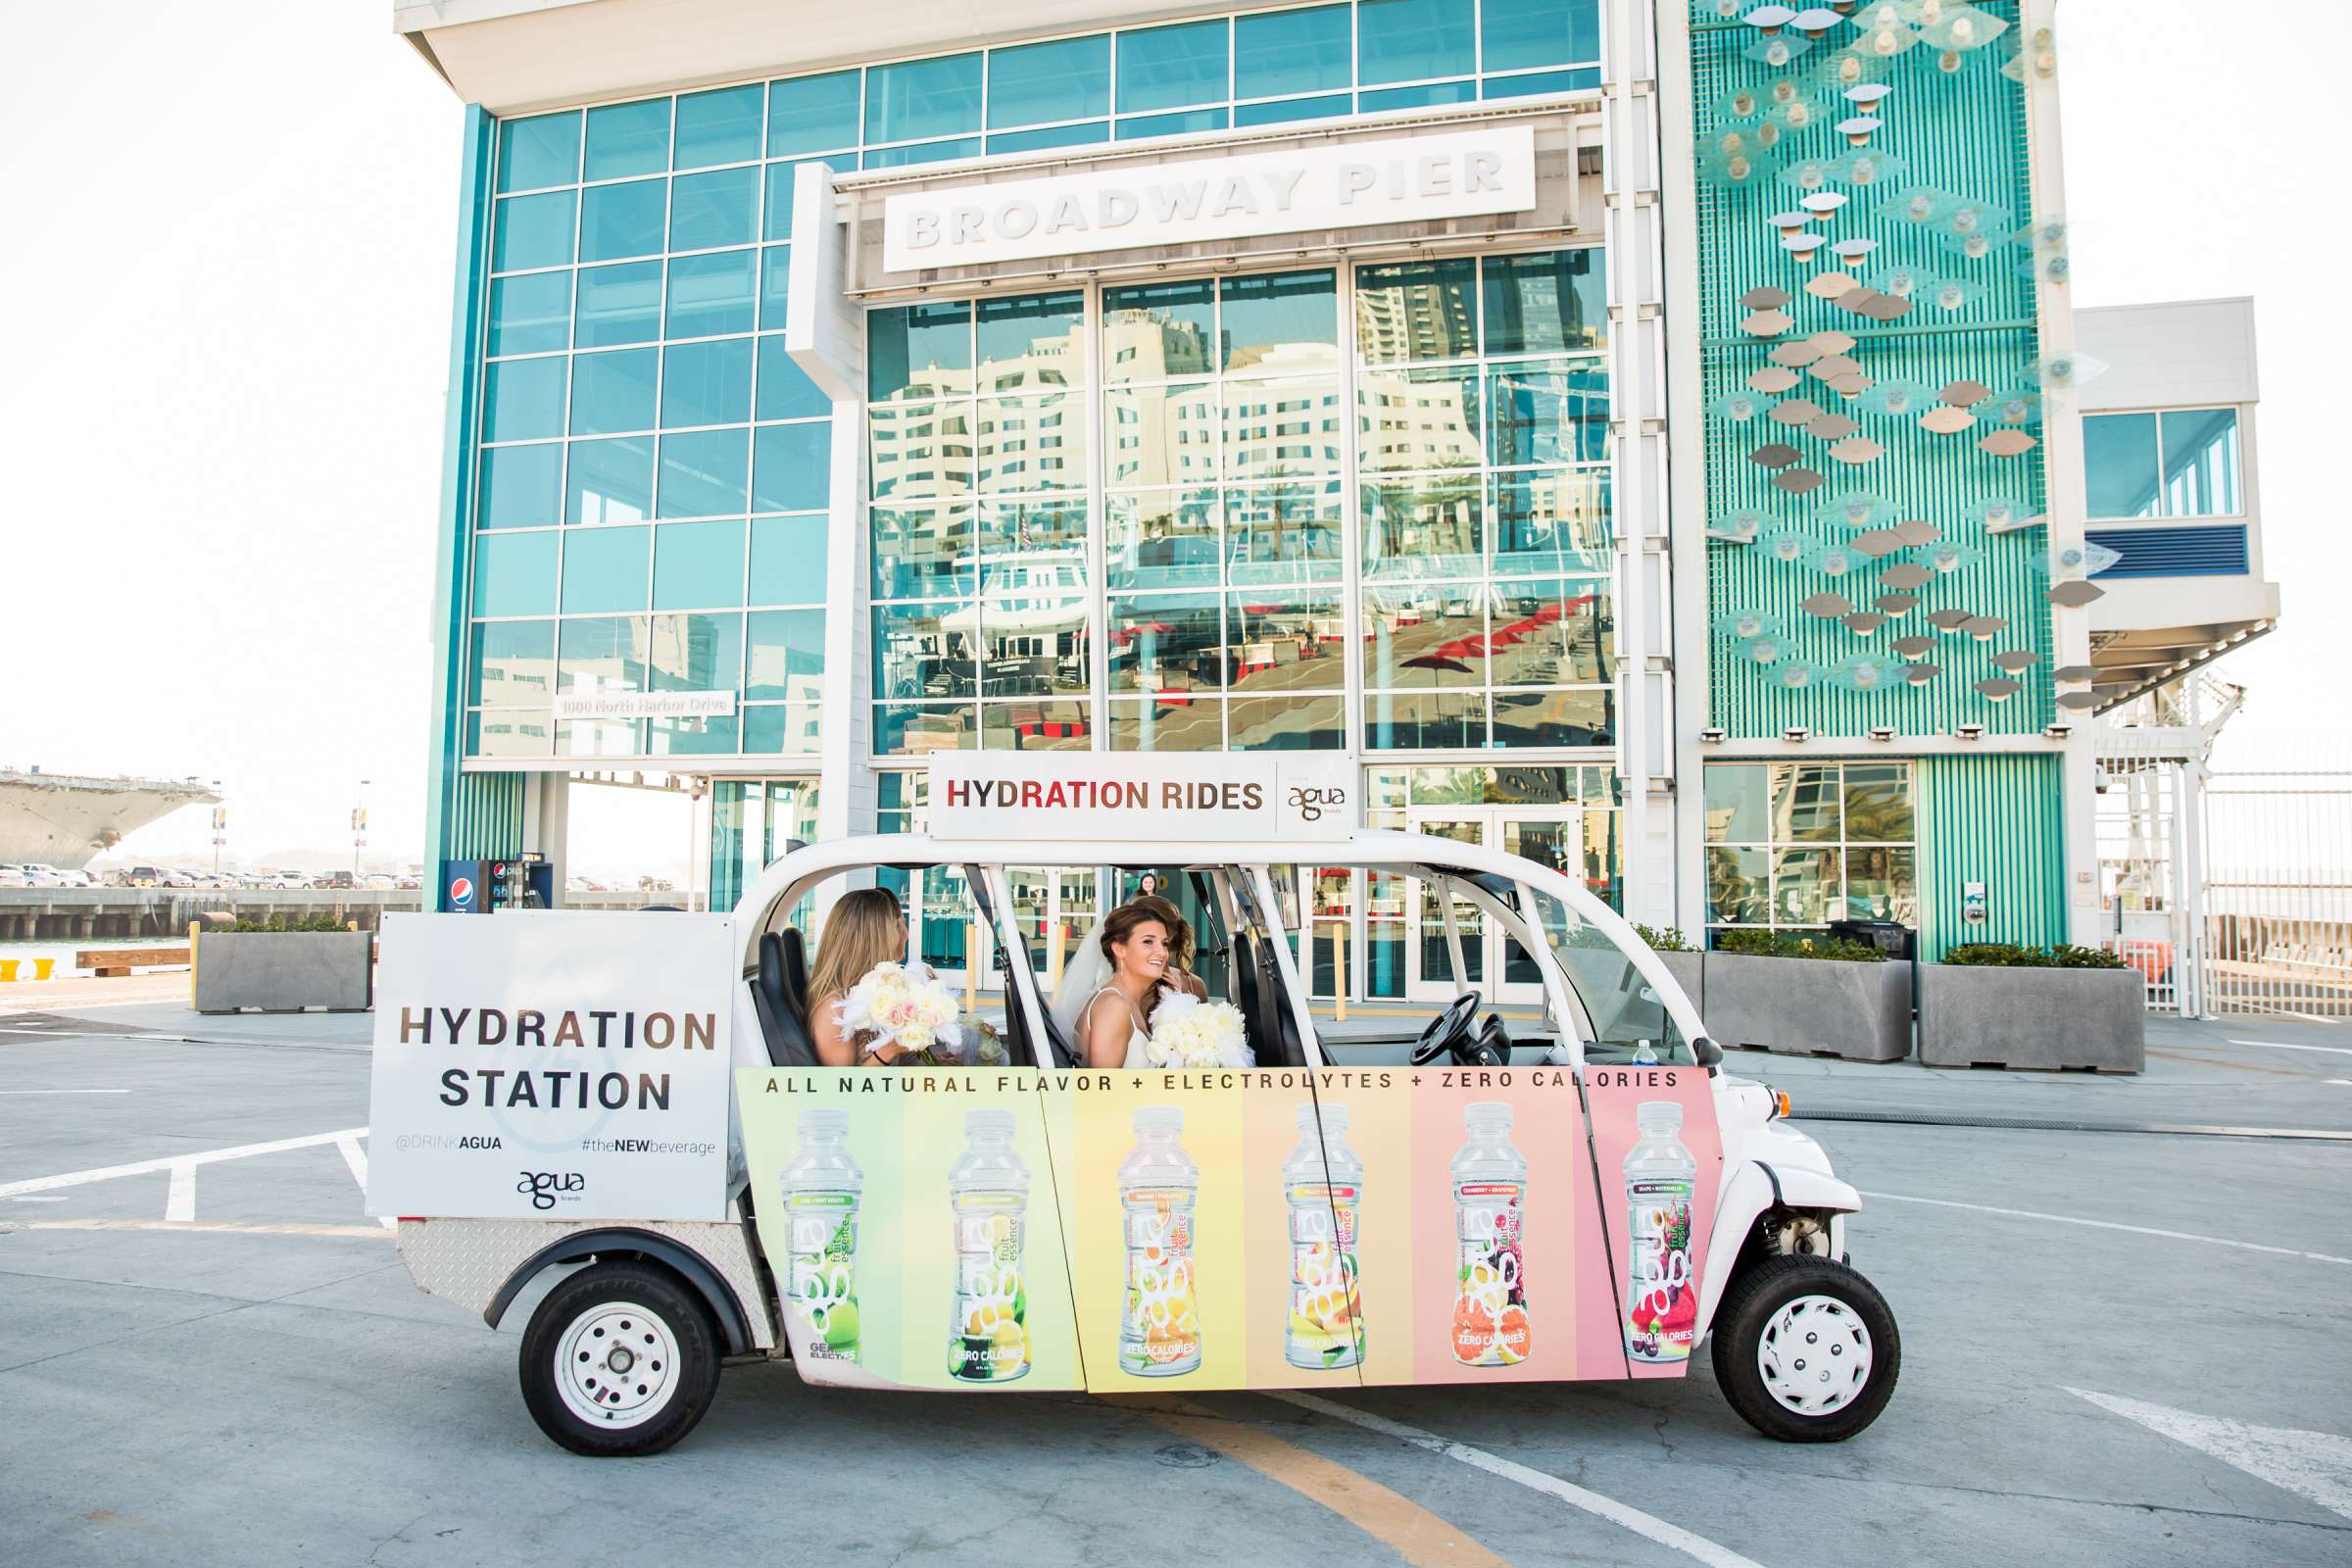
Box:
2227;1039;2352;1057
0;1128;368;1201
0;1089;130;1095
2069;1389;2352;1524
1266;1391;1768;1568
1120;1395;1510;1568
0;1218;390;1240
1862;1191;2352;1265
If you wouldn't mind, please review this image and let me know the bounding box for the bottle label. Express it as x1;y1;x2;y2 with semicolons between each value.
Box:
950;1193;1030;1384
784;1190;859;1361
1624;1177;1695;1364
1286;1183;1364;1370
1119;1188;1200;1376
1451;1180;1529;1367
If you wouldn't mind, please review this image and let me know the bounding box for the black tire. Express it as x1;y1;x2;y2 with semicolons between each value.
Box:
518;1260;723;1457
1709;1255;1899;1443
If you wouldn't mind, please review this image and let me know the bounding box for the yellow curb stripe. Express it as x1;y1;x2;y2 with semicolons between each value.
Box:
1110;1395;1510;1568
1;1218;391;1239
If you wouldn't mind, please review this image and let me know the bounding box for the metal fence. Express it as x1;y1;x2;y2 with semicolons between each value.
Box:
2199;771;2352;1018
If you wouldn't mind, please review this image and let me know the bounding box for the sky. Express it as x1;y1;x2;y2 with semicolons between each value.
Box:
1;0;2341;876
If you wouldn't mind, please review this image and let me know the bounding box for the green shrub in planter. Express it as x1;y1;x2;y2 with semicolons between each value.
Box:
1635;924;1692;952
1713;928;1886;962
1942;942;2124;969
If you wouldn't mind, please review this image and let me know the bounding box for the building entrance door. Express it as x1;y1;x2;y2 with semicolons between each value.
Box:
1404;807;1579;1005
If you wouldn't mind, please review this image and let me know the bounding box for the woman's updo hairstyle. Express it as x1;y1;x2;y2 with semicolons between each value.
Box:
1097;902;1173;1022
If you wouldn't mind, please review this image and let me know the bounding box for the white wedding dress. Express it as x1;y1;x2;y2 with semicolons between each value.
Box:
1052;915;1155;1068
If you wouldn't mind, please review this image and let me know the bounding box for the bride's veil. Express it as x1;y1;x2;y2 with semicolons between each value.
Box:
1049;913;1114;1038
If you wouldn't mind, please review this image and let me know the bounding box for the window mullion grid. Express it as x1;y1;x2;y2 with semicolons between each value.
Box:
1084;276;1109;752
1337;260;1368;767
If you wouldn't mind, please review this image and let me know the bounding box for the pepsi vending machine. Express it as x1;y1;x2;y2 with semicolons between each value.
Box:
444;857;555;913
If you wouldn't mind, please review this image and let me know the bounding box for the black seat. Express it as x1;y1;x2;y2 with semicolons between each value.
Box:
775;927;810;1030
754;930;817;1066
1233;930;1309;1068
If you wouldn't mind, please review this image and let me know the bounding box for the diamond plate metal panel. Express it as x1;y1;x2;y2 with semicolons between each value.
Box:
398;1217;778;1350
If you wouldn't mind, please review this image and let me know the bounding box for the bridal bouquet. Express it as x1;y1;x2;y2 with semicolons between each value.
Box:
1145;993;1254;1069
837;961;1004;1065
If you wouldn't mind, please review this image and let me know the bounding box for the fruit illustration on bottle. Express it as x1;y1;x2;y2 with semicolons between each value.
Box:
1450;1102;1531;1367
1623;1101;1698;1363
1117;1106;1202;1376
1283;1102;1366;1371
780;1107;861;1362
948;1107;1032;1384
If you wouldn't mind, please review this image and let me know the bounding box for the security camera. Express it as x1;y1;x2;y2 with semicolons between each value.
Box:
1869;725;1896;742
2043;722;2073;740
1783;725;1811;743
1700;727;1726;744
1953;723;1984;741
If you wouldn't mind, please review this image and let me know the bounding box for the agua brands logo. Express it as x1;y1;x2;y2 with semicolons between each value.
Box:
518;1170;586;1210
1288;784;1348;823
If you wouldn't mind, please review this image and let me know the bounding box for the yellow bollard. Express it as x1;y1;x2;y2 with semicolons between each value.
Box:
189;919;201;1005
0;959;17;983
33;958;55;981
1332;919;1348;1025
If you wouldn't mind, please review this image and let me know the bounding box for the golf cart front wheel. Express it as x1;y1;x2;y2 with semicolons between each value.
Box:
1711;1255;1899;1443
519;1260;722;1456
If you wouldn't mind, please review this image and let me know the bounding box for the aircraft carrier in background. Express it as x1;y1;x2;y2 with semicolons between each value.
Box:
0;767;218;868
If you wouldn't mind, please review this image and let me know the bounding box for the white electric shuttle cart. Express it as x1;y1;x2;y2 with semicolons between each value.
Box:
378;761;1898;1457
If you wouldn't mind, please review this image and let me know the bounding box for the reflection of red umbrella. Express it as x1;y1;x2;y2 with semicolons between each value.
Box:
1402;654;1473;674
1531;604;1563;624
1435;637;1485;658
1484;628;1524;647
1136;620;1176;633
1241;603;1283;615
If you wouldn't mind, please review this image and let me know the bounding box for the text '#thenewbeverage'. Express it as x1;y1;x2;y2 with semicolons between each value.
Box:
780;1107;861;1362
1624;1101;1698;1364
948;1107;1032;1383
1284;1102;1366;1370
1450;1102;1531;1367
1117;1106;1202;1376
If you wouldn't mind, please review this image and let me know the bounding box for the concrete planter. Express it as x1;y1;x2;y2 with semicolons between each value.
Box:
1650;949;1704;1021
1701;952;1912;1061
194;931;374;1013
1916;963;2145;1072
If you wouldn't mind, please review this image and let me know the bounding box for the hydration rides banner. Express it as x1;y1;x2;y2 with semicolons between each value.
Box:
736;1064;1721;1393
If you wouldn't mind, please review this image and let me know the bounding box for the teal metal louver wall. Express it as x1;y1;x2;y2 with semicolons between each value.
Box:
1917;752;2064;957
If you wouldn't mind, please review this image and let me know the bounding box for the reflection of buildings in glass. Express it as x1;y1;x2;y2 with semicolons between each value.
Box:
941;548;1093;697
868;318;1084;501
1356;278;1477;365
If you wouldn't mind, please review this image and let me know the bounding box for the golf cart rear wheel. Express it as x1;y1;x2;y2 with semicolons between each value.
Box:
1711;1255;1899;1444
519;1261;721;1456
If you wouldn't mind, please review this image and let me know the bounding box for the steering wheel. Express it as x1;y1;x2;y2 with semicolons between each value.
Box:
1410;990;1483;1065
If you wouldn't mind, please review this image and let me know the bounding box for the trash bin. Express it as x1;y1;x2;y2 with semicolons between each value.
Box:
1828;918;1914;960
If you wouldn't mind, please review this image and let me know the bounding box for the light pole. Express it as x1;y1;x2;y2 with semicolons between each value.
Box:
352;779;370;880
211;805;226;875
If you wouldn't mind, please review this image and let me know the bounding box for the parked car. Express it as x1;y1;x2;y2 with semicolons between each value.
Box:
115;865;167;888
0;864;30;888
160;868;206;888
393;875;421;891
318;870;357;891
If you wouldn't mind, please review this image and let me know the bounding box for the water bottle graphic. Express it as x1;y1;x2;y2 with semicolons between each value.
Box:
1449;1102;1531;1367
948;1107;1032;1383
780;1107;861;1362
1117;1106;1201;1376
1623;1101;1698;1364
1283;1102;1365;1371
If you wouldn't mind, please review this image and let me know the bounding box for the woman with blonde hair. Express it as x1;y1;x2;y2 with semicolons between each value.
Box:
808;887;911;1065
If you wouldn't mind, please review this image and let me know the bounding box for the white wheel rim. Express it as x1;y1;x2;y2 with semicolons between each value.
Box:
555;1300;682;1431
1757;1293;1873;1417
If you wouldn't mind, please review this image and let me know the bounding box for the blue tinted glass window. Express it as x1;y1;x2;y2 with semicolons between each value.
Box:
674;85;763;169
467;619;556;705
569;349;659;435
492;191;576;271
488;271;571;356
763;162;819;241
651;612;743;692
497;112;580;192
478;442;564;529
1220;270;1337;369
758;338;830;420
573;261;662;348
562;525;651;612
484;356;567;443
1357;0;1474;85
861;137;982;171
1233;93;1351;128
567;436;655;523
1482;68;1598;99
1235;6;1350;98
662;338;755;428
473;529;559;616
2161;408;2240;515
653;519;747;609
584;99;670;180
1483;0;1598;73
990;35;1110;127
1483;249;1605;354
747;610;827;698
1118;108;1228;139
760;246;792;330
2084;414;2159;519
1119;21;1229;114
865;54;983;144
558;615;650;692
751;514;828;602
660;427;751;516
869;301;972;401
669;166;759;250
988;122;1109;155
755;421;831;513
1359;80;1476;112
579;179;665;263
977;291;1084;370
769;71;861;156
666;250;758;339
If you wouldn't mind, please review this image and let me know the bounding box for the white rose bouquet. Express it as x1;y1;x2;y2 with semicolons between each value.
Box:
836;961;1008;1066
1144;992;1253;1069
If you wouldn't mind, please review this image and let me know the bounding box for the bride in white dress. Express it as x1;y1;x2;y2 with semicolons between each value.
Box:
1051;902;1181;1069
